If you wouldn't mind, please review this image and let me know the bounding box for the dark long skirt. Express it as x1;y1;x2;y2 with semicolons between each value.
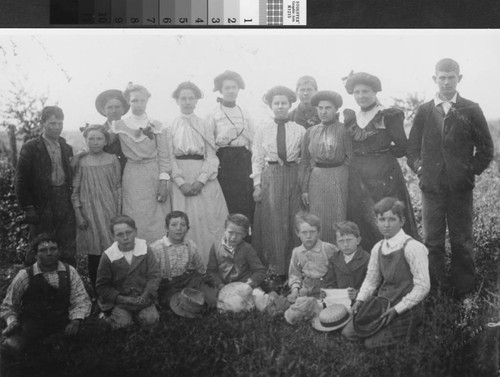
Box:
347;152;419;252
217;147;255;223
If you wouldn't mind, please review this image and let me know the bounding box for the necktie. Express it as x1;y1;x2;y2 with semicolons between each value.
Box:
276;118;287;163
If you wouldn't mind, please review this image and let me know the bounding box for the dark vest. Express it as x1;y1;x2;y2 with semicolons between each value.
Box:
377;238;413;305
21;264;71;322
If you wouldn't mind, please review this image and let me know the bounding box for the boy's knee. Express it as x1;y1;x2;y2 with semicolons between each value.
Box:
137;305;159;326
109;307;134;329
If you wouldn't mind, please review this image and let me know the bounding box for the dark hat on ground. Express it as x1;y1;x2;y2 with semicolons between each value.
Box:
353;296;390;337
312;303;352;332
213;70;245;92
310;90;343;109
95;89;130;117
344;72;382;94
263;86;297;107
170;288;206;318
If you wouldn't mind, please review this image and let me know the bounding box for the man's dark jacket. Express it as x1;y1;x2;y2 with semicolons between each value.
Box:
15;135;73;210
407;94;494;193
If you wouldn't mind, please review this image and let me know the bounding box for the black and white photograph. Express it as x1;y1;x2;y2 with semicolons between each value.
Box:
0;29;499;376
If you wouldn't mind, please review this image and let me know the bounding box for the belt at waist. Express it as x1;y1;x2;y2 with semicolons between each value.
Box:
267;160;297;166
175;154;204;160
354;148;390;156
315;160;346;168
126;157;157;164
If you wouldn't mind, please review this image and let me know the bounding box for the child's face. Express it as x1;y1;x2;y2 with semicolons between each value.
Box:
176;89;198;115
271;95;291;119
296;222;319;250
376;210;405;239
129;91;149;116
166;217;189;244
225;222;246;247
433;70;462;99
86;130;107;154
335;232;360;256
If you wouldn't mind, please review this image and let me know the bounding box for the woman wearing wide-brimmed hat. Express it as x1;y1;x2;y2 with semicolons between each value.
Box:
206;71;255;232
95;89;130;172
166;81;228;265
343;72;418;250
251;86;305;281
299;90;351;243
110;83;171;244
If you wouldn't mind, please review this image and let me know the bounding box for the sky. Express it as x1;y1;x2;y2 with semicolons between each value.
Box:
1;29;500;142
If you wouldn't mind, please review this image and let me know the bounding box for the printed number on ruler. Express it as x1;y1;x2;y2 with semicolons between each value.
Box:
130;17;140;23
97;13;108;23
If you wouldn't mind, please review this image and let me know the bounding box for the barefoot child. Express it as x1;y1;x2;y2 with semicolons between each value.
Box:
287;212;337;303
72;124;121;293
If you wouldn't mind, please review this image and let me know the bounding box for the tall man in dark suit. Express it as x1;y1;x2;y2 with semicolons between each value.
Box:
407;58;494;298
15;106;77;266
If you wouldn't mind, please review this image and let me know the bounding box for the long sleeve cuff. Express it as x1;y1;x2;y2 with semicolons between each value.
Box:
197;172;209;185
173;177;186;187
159;173;170;181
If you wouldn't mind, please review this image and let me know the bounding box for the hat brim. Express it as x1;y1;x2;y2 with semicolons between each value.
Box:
95;89;130;117
170;292;203;319
312;313;352;332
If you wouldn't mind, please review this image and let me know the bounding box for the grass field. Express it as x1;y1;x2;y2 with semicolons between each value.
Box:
0;159;499;377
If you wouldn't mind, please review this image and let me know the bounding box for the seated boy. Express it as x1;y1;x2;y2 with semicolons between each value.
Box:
207;214;266;291
330;221;370;301
0;233;91;357
287;212;337;303
342;197;430;348
151;211;216;307
96;215;160;329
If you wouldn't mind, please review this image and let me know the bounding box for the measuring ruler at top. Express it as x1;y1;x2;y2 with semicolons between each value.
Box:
60;0;306;26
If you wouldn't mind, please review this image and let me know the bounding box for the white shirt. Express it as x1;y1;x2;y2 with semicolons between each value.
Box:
357;229;430;314
434;92;458;115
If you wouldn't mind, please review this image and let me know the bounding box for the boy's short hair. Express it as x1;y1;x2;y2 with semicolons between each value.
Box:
32;232;58;254
296;75;318;91
294;211;321;232
225;213;250;233
41;106;64;123
109;215;137;234
374;197;405;220
435;58;460;74
165;211;190;228
333;221;360;238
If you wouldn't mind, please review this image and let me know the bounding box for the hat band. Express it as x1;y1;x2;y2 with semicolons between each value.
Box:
178;296;204;314
320;312;350;328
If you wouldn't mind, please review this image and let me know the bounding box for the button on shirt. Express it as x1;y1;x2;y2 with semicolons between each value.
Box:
42;135;66;186
357;229;430;314
288;240;337;290
434;92;457;116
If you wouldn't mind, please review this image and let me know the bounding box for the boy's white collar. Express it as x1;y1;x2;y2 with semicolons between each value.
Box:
105;238;148;262
385;229;407;248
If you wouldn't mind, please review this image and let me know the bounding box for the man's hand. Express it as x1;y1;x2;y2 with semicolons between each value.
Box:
253;185;262;202
2;318;20;336
64;319;81;336
351;300;364;314
157;180;169;202
24;207;39;224
380;307;398;324
190;181;204;196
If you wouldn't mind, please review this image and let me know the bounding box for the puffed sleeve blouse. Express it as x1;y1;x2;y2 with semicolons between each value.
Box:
343;105;407;158
167;113;220;187
251;118;305;187
300;118;352;193
111;114;172;180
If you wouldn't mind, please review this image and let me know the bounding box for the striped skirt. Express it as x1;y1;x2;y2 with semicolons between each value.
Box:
252;163;302;275
308;165;349;244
